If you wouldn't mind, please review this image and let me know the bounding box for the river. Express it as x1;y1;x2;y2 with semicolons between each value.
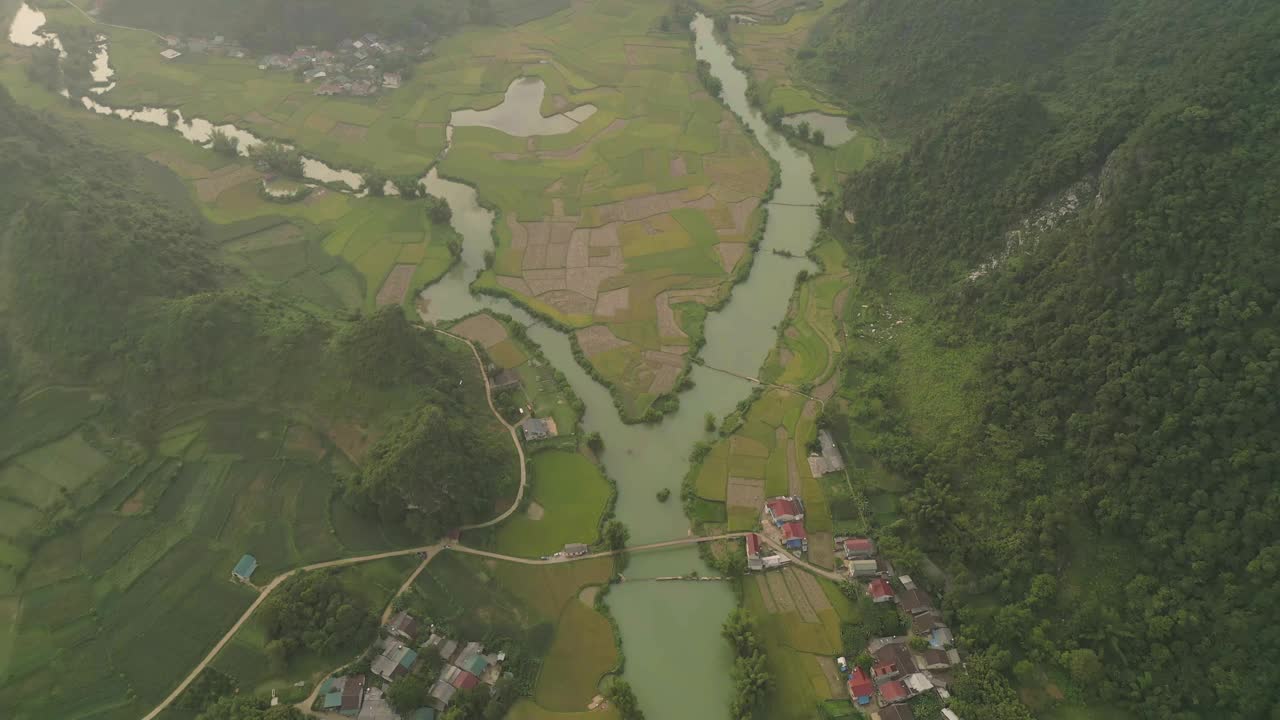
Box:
420;14;820;718
6;6;822;717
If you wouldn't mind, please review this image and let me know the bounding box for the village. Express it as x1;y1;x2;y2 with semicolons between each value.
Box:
155;32;427;97
739;431;964;720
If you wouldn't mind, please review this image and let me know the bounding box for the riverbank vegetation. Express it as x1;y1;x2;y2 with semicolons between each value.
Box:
802;1;1280;717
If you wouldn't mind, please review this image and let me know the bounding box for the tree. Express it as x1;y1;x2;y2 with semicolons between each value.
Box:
795;121;811;141
209;129;240;157
704;412;717;432
198;696;307;720
812;129;825;146
604;679;645;720
656;488;670;502
908;635;930;652
658;15;671;32
602;519;629;550
249;141;303;178
764;106;784;127
386;671;433;713
586;432;604;453
424;193;453;224
365;173;388;196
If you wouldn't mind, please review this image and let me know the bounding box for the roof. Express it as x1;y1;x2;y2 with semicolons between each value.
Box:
463;653;489;676
323;692;343;709
438;639;459;660
341;675;365;711
899;588;934;614
522;417;557;439
430;680;456;704
564;543;589;554
880;705;916;720
942;710;961;720
232;554;257;578
745;533;760;557
452;670;480;689
388;611;419;639
843;537;875;553
912;610;944;634
848;667;874;698
781;521;807;541
880;680;909;702
766;496;802;518
868;578;895;600
904;672;934;694
160;48;182;59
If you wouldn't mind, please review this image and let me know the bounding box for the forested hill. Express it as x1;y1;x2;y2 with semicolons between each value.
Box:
809;1;1280;718
0;85;513;535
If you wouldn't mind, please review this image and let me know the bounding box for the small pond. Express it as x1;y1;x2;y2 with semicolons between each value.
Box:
783;111;856;146
451;76;596;137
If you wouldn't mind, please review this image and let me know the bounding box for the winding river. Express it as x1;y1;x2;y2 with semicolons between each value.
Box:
419;15;820;718
7;6;822;718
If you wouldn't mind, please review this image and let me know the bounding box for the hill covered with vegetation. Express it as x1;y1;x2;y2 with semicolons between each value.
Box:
0;85;515;718
807;1;1280;718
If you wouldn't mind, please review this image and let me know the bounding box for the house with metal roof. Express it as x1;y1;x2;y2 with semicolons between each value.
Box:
563;542;589;557
868;578;895;603
745;533;763;571
386;610;420;642
879;679;910;705
231;554;258;583
847;666;875;705
781;521;808;551
372;638;418;681
430;679;456;705
847;558;879;577
807;430;846;475
842;537;876;559
318;675;365;716
521;417;558;441
765;496;804;525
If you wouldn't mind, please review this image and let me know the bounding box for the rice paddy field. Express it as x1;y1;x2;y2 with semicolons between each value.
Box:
743;569;861;720
0;393;431;719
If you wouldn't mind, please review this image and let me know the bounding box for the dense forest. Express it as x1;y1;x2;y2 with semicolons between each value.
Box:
810;1;1280;718
101;0;569;53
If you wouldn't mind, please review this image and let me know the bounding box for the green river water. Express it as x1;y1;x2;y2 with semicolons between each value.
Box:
420;15;821;718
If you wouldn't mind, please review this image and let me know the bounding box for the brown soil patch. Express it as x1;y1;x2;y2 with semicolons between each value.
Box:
778;348;794;366
119;490;146;516
587;223;622;247
545;242;570;268
195;165;261;202
785;327;801;340
493;152;522;161
754;574;779;614
654;286;718;340
525;268;568;295
783;568;820;623
329;423;374;463
552;94;570;111
813;373;840;402
815;657;845;698
576;325;631;356
594;287;630;318
833;287;851;321
647;364;682;395
245;110;281;129
765;570;796;614
285;426;327;460
375;264;417;307
591;188;690;224
497;275;534;296
731;435;770;458
669;154;687;177
329;122;369;141
727;476;765;510
715;242;748;272
729;198;760;234
451;314;509;348
588;247;623;268
545;178;565;194
802;399;820;420
551;198;567;218
660;345;688;355
643;350;684;368
146;151;212;179
566;267;622;299
540;289;594;315
795;566;834;612
567;230;590;268
578;586;599;607
808;532;836;571
526;501;545;520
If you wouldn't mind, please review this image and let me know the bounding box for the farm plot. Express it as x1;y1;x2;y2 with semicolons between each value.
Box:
490;450;612;557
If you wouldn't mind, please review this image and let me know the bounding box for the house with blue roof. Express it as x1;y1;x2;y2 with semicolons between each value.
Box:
231;554;258;583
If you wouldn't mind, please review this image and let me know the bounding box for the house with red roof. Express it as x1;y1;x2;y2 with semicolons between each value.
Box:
868;577;895;603
879;679;910;705
843;537;875;559
450;670;480;690
781;521;808;551
765;496;804;525
847;666;875;705
745;533;763;571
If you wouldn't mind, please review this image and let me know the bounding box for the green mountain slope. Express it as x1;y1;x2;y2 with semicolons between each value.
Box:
809;2;1280;718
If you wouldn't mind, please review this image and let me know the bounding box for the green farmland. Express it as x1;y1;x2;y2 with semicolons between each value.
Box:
491;450;613;557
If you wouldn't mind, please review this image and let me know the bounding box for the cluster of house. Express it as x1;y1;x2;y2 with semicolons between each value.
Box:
157;33;248;62
260;35;424;96
838;539;962;718
315;610;504;720
764;495;809;552
520;416;558;442
743;532;792;572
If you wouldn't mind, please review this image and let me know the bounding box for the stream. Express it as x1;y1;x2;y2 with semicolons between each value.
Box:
7;6;822;718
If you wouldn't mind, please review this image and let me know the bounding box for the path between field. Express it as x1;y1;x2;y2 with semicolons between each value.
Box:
698;362;826;410
61;0;170;39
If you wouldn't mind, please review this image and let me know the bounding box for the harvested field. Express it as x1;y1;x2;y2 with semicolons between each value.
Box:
729;198;759;233
451;314;509;348
765;570;796;614
578;585;599;606
540;290;594;314
525;269;568;295
576;326;631;356
328;423;373;463
793;568;833;612
716;242;748;272
813;373;840;402
783;568;820;624
647;364;681;395
329;122;369;141
808;532;835;570
375;264;416;307
642;350;684;367
497;275;535;296
670;154;687;176
726;476;765;510
594;287;630;318
195;165;260;202
755;574;779;614
815;657;845;697
527;502;545;520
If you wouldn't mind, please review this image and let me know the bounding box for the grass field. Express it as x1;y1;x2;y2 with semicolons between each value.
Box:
491;450;612;557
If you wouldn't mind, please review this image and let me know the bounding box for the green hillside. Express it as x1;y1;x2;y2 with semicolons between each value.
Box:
807;2;1280;718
